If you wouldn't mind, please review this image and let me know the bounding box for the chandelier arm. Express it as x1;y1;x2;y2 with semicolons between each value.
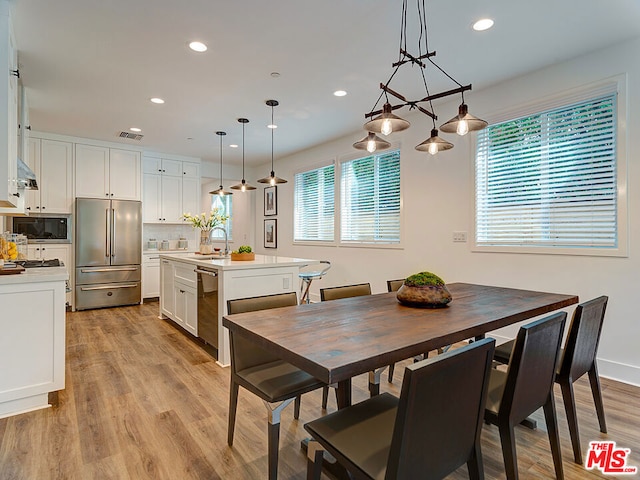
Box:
416;105;437;120
366;63;402;117
427;57;465;88
418;84;471;103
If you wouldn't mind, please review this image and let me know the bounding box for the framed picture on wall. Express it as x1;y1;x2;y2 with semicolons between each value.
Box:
264;186;277;216
264;219;277;248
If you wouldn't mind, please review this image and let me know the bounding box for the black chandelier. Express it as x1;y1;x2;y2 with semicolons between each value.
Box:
354;0;487;155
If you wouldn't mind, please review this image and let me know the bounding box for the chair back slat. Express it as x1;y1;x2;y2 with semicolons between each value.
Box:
227;292;298;372
386;338;495;480
560;296;608;381
501;311;567;424
320;283;371;301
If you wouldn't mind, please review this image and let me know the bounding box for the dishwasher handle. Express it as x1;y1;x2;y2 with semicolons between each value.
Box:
195;268;218;277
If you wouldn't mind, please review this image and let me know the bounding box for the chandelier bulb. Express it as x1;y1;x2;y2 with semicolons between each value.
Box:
457;119;469;136
428;142;438;155
366;138;377;153
381;118;393;136
241;184;246;192
270;176;276;186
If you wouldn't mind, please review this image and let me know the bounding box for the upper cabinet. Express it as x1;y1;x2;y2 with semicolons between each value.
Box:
142;155;200;224
75;144;141;200
24;138;73;214
0;3;18;207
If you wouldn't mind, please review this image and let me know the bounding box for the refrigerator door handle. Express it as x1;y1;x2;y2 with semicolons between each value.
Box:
80;267;138;273
80;284;138;291
111;208;116;258
105;208;111;258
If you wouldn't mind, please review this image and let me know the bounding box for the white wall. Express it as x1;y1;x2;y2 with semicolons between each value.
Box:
252;37;640;386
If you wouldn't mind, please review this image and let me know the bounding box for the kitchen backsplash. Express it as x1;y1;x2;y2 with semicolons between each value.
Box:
143;224;199;251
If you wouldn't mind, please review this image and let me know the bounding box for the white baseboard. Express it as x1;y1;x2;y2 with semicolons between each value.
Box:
597;358;640;387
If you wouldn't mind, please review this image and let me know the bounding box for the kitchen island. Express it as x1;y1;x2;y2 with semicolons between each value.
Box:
158;253;318;366
0;266;67;418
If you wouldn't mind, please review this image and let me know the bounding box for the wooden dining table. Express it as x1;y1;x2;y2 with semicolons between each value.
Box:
222;282;578;409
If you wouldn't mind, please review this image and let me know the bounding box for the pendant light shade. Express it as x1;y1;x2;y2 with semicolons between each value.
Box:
209;131;233;196
257;99;287;185
415;128;453;155
439;103;488;136
353;132;391;153
231;118;256;191
363;102;410;136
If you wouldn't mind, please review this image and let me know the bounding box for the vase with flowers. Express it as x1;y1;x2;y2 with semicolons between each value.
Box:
182;209;229;254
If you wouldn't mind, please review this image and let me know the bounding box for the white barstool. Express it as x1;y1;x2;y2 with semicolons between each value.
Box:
299;260;331;304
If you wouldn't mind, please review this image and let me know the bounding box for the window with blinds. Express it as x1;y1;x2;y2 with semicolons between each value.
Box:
475;94;617;251
211;194;232;240
340;150;401;244
294;163;335;242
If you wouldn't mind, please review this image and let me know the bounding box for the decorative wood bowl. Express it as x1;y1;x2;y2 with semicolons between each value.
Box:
396;283;452;308
230;252;255;261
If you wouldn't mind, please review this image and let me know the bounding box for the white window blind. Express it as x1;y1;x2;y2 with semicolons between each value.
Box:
294;164;335;242
340;150;400;244
475;94;617;249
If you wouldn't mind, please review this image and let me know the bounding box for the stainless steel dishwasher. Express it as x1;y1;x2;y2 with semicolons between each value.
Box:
195;267;218;349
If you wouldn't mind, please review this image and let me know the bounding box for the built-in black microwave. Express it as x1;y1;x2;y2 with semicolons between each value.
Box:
10;215;72;243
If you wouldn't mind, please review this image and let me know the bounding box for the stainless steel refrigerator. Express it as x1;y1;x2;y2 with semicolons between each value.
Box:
75;198;142;310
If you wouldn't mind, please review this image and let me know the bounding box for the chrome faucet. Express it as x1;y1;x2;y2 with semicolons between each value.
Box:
210;226;229;256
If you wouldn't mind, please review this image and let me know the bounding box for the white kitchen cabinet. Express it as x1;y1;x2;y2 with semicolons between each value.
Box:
24;138;73;214
174;282;197;336
27;244;71;264
0;271;67;418
142;253;160;298
75;144;141;200
143;156;199;224
0;2;18;208
160;258;175;318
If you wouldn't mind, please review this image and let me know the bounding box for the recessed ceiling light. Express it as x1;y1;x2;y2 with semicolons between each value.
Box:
267;124;277;129
150;97;165;104
129;127;142;132
270;72;281;78
229;144;238;148
334;90;347;97
473;18;494;31
189;41;207;52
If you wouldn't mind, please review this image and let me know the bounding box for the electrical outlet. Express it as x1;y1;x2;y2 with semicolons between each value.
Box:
452;231;467;243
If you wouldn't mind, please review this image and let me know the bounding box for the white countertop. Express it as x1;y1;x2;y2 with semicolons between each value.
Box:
159;253;318;271
0;266;69;285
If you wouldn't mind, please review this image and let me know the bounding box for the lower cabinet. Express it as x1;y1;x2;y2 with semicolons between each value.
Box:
142;253;160;298
27;244;73;307
174;281;197;336
160;259;175;318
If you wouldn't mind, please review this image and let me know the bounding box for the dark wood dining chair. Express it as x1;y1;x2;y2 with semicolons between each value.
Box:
304;338;496;480
485;311;567;480
386;278;404;292
227;292;328;480
320;283;392;397
493;296;608;464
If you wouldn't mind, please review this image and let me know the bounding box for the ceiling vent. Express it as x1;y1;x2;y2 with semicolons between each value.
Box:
118;131;144;141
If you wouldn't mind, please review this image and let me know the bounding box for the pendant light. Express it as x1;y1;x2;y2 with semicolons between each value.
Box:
415;128;453;155
231;118;256;191
257;99;287;185
363;102;410;136
439;99;488;136
209;131;233;196
353;131;391;153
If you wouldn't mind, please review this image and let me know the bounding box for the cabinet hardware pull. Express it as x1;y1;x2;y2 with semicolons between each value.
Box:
11;69;19;78
12;192;20;197
195;268;218;277
80;267;138;273
179;289;185;293
81;284;138;291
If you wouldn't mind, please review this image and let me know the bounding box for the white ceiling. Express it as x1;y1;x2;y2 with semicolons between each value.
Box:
11;0;640;168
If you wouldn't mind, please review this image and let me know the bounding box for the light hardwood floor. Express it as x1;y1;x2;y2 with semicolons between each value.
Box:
1;301;639;479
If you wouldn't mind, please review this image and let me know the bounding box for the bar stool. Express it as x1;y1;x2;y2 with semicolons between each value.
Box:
299;260;331;304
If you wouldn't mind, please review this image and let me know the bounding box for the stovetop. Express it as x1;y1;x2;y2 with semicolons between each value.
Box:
14;259;62;268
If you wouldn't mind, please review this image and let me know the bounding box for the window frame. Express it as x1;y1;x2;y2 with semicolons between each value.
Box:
210;194;233;242
472;76;628;257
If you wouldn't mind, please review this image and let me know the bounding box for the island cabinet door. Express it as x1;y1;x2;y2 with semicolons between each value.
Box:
174;283;197;336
